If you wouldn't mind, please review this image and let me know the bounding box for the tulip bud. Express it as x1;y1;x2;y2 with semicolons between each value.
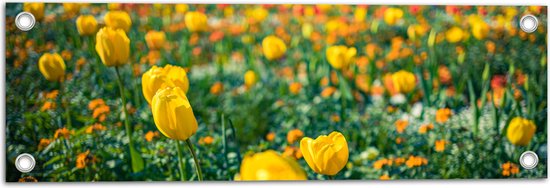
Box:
152;87;198;141
76;15;98;36
104;11;132;32
145;30;167;50
326;45;357;70
262;35;287;61
506;117;537;146
38;53;66;82
244;70;258;88
185;11;208;32
300;131;349;175
142;65;189;104
239;150;307;180
23;3;44;21
95;27;130;67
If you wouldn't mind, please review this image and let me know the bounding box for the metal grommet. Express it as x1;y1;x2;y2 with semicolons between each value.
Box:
519;15;538;33
15;153;36;173
519;151;538;170
15;12;36;31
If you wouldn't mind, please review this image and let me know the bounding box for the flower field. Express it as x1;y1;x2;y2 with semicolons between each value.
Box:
4;3;548;181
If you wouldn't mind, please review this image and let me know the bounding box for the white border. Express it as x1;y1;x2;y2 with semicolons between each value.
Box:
1;1;549;188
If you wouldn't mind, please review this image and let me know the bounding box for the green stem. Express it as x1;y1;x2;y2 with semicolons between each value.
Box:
60;80;72;129
175;140;187;181
185;139;203;181
114;66;143;173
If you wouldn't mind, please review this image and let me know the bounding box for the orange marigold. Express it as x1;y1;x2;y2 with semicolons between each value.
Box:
435;108;452;123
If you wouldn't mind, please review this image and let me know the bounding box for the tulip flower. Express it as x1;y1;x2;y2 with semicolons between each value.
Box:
326;45;356;70
95;27;130;67
185;11;208;32
262;35;287;61
23;3;44;21
390;70;416;94
152;86;203;181
471;21;490;40
384;8;404;26
38;53;66;82
145;30;167;50
300;131;349;176
63;3;81;17
142;64;189;104
104;11;132;32
76;15;98;36
445;26;464;43
239;150;307;180
244;70;258;88
507;117;537;146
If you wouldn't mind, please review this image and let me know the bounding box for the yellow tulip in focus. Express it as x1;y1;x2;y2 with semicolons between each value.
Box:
471;20;490;40
262;35;287;61
391;70;416;94
300;131;349;176
151;87;198;141
506;117;537;146
63;3;81;17
185;11;208;32
145;30;167;50
326;45;357;70
445;26;464;43
244;70;258;88
142;65;189;104
38;53;66;82
95;27;130;67
384;8;404;26
104;11;132;32
239;150;307;180
23;3;44;21
76;15;98;36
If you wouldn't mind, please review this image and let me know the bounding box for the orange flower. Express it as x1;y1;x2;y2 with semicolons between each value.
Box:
435;139;446;152
287;129;304;144
41;101;56;112
45;90;59;99
373;158;392;169
54;128;71;139
210;82;224;95
379;174;390;180
88;99;105;110
92;105;110;122
282;146;303;159
435;108;452;123
38;138;51;150
85;123;106;134
200;136;215;145
145;131;160;142
321;87;337;98
405;155;428;168
289;82;302;95
418;123;434;134
395;119;408;133
438;66;452;85
501;161;520;177
18;176;38;182
76;150;95;169
266;132;276;142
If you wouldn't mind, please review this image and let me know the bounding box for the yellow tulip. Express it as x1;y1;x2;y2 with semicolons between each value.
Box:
391;70;416;94
76;15;98;36
151;87;198;141
95;27;130;67
471;20;490;40
23;3;44;21
104;11;132;32
63;3;81;17
175;4;189;14
145;30;167;50
244;70;258;88
326;45;357;70
384;8;404;26
262;35;287;61
239;150;307;180
445;26;464;43
354;7;367;22
185;11;208;32
300;131;349;176
38;53;66;82
506;117;537;146
142;65;189;104
250;7;269;23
